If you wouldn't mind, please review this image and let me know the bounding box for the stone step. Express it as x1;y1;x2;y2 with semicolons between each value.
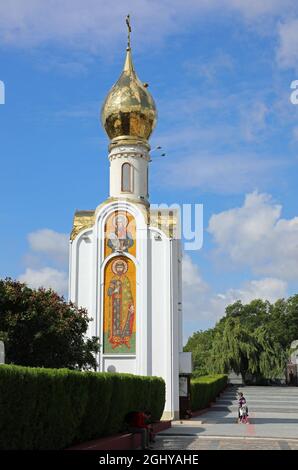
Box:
216;400;298;406
221;394;298;399
220;392;298;396
215;401;298;406
228;392;298;395
222;398;298;401
228;388;298;393
224;390;298;393
235;390;298;392
217;396;298;400
212;402;298;410
209;406;298;413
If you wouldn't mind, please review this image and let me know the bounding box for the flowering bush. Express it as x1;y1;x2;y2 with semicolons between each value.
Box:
0;279;99;369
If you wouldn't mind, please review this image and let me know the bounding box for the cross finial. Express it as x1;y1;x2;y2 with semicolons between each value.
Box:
126;14;131;50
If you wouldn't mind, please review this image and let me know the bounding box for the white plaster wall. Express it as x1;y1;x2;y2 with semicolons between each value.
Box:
178;250;183;352
94;201;149;377
69;202;183;418
103;357;136;374
150;229;167;380
149;229;181;419
69;229;95;338
109;144;149;202
170;238;182;416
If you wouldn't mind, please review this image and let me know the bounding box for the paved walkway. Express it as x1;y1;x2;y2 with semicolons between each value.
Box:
154;386;298;450
153;435;298;450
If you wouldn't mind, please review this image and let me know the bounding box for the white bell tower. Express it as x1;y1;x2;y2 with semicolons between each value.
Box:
108;142;150;204
69;16;188;420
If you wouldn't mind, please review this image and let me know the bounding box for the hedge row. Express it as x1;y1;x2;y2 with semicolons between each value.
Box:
0;364;165;450
191;374;227;411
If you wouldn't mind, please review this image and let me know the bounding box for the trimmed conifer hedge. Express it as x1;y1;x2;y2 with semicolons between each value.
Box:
191;374;227;411
0;364;165;450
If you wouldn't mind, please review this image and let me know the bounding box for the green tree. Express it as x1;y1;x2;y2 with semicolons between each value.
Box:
209;316;259;381
186;297;295;382
210;317;288;381
281;295;298;346
224;299;270;331
184;329;215;376
253;325;288;379
0;278;100;369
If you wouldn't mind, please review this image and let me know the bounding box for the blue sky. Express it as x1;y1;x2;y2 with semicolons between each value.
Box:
1;1;298;342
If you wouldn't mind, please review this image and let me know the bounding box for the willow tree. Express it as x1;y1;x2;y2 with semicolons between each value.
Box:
209;316;287;381
253;326;288;379
209;317;259;381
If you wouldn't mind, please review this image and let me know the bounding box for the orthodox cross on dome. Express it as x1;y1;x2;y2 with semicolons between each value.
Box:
100;13;157;145
126;14;132;50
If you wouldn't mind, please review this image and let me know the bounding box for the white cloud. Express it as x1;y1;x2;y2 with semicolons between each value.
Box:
18;267;68;296
184;52;234;82
39;57;90;76
227;0;287;18
0;1;192;50
182;254;212;339
182;253;208;292
207;278;288;334
277;19;298;70
157;154;283;194
182;254;209;328
240;101;269;141
208;191;298;280
0;1;294;52
182;253;288;341
153;89;286;195
28;228;69;264
158;90;273;143
212;277;288;308
18;228;69;296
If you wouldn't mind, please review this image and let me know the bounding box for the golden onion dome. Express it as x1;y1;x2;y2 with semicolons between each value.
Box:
101;19;157;146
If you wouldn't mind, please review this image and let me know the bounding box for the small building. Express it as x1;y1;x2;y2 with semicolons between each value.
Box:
69;19;190;419
287;340;298;385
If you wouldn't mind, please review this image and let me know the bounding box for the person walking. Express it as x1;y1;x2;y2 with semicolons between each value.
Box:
237;392;249;423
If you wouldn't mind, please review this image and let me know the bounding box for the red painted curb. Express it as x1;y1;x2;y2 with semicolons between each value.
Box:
67;421;171;451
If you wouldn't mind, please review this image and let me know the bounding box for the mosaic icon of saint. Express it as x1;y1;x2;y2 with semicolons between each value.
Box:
107;214;134;253
107;259;135;349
